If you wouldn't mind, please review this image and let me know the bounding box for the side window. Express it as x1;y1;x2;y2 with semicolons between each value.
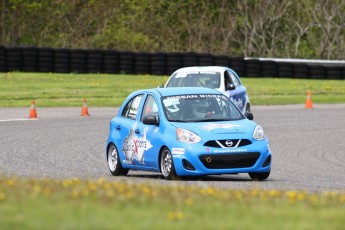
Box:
229;71;240;87
121;94;143;120
141;95;158;121
224;71;232;86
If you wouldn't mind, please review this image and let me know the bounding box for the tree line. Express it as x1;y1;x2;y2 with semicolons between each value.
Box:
1;0;344;59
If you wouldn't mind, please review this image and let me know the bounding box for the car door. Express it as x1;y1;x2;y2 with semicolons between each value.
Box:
134;94;164;169
117;93;162;170
115;93;146;167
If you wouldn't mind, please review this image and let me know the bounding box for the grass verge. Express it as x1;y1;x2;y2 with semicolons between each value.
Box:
1;176;345;229
1;72;345;107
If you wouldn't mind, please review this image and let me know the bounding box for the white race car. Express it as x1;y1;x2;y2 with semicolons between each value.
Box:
164;66;251;115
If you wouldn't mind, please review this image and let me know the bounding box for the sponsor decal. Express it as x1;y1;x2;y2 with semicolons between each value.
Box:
201;123;240;131
165;94;223;100
214;149;248;153
172;148;185;155
122;123;153;164
231;97;243;110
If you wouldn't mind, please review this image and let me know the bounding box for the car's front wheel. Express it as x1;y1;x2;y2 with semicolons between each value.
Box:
160;147;178;180
107;143;129;176
248;171;270;181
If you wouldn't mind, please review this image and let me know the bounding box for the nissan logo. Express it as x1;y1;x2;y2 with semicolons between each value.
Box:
225;140;233;147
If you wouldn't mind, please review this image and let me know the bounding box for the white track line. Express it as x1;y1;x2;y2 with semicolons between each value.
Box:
0;118;38;122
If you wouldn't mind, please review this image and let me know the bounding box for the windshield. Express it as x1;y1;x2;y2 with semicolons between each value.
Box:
162;94;244;122
166;71;220;88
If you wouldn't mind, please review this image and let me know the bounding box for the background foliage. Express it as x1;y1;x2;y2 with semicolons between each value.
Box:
1;0;344;59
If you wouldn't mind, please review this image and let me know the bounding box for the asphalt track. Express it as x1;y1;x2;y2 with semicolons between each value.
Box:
1;104;345;192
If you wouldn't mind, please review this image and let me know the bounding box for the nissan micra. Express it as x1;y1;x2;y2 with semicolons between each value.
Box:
164;66;251;114
106;87;271;180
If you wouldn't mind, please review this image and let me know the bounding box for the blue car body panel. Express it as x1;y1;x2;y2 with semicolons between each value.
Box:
106;87;271;177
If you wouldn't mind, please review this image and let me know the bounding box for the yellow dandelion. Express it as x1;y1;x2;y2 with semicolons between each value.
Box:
184;198;194;206
286;191;298;204
260;193;268;201
339;194;345;203
103;183;111;191
167;211;184;221
322;191;338;200
249;188;260;197
142;186;151;196
235;191;243;200
70;190;80;199
87;181;97;191
308;194;319;206
5;178;15;187
117;184;127;193
96;178;106;186
62;179;73;188
201;187;216;196
32;185;41;194
0;192;5;201
268;190;281;198
71;178;80;186
296;191;307;201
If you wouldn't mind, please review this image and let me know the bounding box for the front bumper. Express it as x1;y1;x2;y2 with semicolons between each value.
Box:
171;140;271;176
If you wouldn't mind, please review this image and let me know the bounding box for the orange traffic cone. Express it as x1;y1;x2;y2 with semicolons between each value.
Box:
81;99;90;116
29;100;38;118
305;91;313;109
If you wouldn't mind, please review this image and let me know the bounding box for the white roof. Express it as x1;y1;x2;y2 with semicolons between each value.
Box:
173;66;229;73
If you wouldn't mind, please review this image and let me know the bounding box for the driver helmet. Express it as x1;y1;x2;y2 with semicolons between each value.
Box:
192;99;209;118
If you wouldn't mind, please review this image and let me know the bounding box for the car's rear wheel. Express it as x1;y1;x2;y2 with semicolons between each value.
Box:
160;147;178;180
107;143;129;176
248;171;270;181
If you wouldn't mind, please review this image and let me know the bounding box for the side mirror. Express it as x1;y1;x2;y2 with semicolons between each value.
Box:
226;83;235;90
143;116;159;126
245;112;254;120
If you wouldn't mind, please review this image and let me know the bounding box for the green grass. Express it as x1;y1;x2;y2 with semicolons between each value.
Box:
1;73;345;228
0;72;168;107
243;77;345;105
1;177;344;229
1;72;344;107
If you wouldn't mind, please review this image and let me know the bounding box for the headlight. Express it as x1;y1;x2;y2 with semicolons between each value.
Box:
176;128;201;143
253;125;265;140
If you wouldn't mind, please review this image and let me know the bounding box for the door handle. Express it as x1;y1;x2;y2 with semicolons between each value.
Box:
116;125;121;130
135;129;140;134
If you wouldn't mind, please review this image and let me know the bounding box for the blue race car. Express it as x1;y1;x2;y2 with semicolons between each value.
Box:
106;87;271;180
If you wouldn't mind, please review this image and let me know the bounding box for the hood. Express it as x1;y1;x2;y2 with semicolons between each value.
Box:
171;119;256;136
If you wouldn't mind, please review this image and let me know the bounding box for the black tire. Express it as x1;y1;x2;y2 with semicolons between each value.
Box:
160;147;178;180
248;171;270;181
107;144;129;176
